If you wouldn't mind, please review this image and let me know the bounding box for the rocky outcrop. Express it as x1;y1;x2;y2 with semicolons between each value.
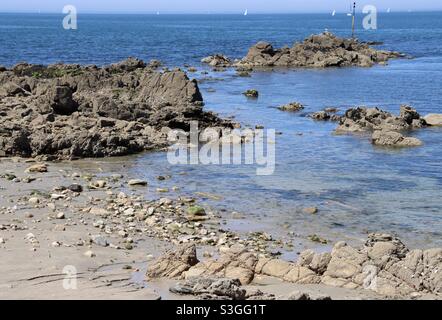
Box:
146;244;199;279
0;58;232;159
336;105;426;133
149;234;442;298
335;105;428;147
235;32;403;69
201;55;232;67
372;130;422;147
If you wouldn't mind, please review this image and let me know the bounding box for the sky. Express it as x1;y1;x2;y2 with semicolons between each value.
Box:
0;0;441;14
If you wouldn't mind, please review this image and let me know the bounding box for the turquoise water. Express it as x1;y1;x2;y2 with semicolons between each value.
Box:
1;12;441;248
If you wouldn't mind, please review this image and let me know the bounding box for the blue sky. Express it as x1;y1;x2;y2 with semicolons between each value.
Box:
1;0;441;13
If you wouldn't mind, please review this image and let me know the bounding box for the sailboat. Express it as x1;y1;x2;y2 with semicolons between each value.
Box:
244;9;248;16
332;10;336;16
156;11;160;15
387;8;391;13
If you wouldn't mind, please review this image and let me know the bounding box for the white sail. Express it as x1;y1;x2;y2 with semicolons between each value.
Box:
244;9;248;16
332;10;336;16
387;8;391;13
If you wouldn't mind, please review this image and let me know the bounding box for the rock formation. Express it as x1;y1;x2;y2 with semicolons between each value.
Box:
202;32;403;70
336;105;428;147
148;233;442;299
0;58;232;159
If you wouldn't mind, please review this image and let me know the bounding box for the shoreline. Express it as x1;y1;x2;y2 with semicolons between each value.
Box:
1;157;440;300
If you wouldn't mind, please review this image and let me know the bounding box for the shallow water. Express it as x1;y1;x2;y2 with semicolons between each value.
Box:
1;12;441;248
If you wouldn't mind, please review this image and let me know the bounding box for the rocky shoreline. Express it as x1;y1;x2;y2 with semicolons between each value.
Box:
0;159;440;300
0;58;233;160
202;32;404;70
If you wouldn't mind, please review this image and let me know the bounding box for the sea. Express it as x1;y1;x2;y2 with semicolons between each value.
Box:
1;12;441;251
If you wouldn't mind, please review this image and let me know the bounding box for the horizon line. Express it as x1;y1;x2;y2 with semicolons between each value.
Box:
1;9;442;15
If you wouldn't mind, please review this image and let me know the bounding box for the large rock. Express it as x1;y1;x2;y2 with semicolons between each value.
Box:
424;114;442;126
146;244;199;279
184;245;258;285
372;130;422;147
235;32;403;69
0;59;232;159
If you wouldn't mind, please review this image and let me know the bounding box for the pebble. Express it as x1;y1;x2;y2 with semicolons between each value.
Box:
25;163;48;173
0;238;5;244
303;207;319;214
84;250;96;258
56;212;65;219
128;179;148;186
28;197;40;204
68;184;83;193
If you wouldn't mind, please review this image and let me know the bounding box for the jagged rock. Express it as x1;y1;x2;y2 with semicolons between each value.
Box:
235;32;403;69
0;59;232;159
184;245;257;285
278;102;304;112
146;244;199;279
424;114;442;126
372;130;422;147
243;89;259;98
170;277;246;300
201;55;232;67
310;111;331;121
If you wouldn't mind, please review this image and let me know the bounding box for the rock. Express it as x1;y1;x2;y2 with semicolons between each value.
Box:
48;85;78;115
56;212;65;219
84;250;96;258
243;89;259;98
89;180;107;189
278;102;304;112
372;130;422;147
146;244;199;279
28;197;40;205
310;111;331;121
25;163;47;173
170;277;246;300
0;238;5;244
187;206;207;221
128;179;148;186
67;184;83;193
90;234;109;247
302;207;318;214
424;114;442;126
184;246;258;285
235;32;403;69
308;234;328;244
287;290;331;300
336;106;425;134
201;55;231;67
0;60;232;159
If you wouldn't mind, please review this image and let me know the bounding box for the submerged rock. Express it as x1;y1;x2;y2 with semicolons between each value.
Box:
243;89;259;98
278;102;304;112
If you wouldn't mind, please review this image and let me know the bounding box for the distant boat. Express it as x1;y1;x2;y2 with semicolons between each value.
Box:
387;8;391;13
244;9;248;16
332;10;336;16
156;11;160;15
347;13;352;16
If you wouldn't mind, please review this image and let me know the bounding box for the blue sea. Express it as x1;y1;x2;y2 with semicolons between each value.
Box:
1;12;441;249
